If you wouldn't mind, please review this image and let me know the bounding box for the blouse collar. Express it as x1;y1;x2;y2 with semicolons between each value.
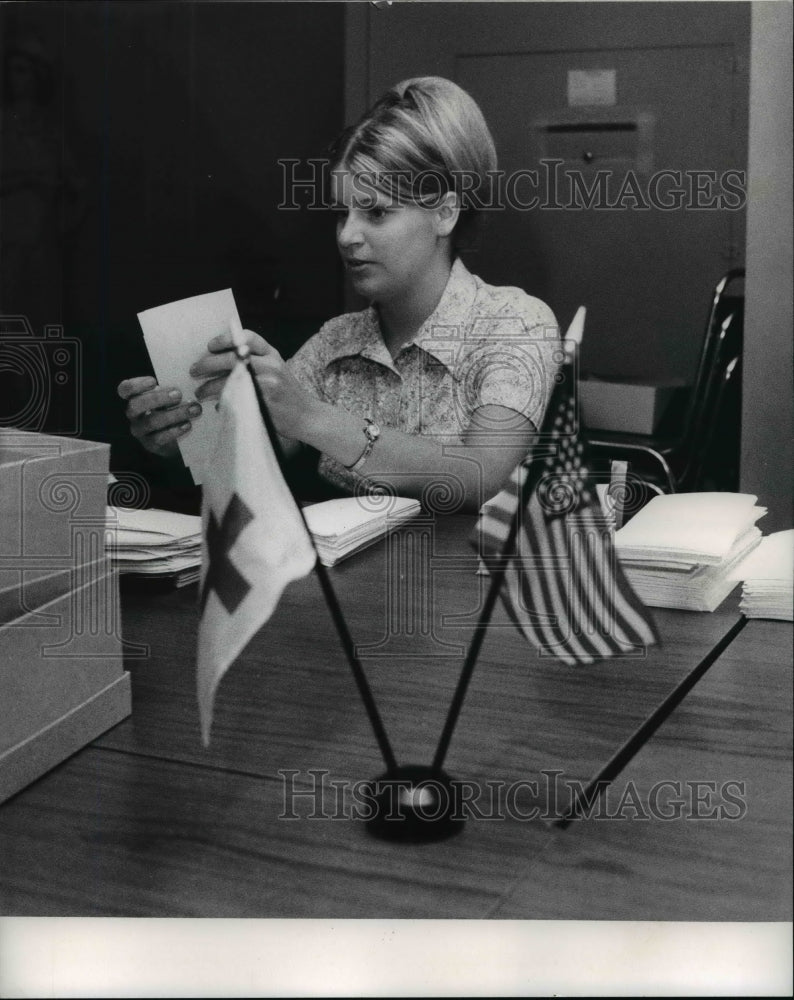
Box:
328;257;478;373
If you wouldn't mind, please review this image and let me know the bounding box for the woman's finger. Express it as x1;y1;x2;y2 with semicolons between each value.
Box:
206;328;272;356
117;376;157;401
189;350;237;380
194;375;229;402
148;422;193;451
131;401;202;436
125;386;183;421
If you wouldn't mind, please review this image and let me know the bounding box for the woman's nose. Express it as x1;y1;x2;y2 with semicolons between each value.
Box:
337;212;363;248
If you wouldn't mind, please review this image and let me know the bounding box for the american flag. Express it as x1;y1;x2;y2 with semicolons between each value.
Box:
472;364;658;665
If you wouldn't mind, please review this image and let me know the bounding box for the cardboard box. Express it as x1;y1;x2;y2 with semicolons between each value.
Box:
0;428;110;561
577;378;680;435
0;430;131;804
0;566;74;627
0;565;131;803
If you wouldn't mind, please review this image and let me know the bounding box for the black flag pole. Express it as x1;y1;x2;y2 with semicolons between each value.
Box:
226;322;572;843
432;452;540;774
432;355;579;773
230;338;397;776
432;348;648;773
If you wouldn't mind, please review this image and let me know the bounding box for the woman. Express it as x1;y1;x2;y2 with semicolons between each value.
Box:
118;77;560;511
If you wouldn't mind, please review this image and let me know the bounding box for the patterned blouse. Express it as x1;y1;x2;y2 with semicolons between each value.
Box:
287;257;561;492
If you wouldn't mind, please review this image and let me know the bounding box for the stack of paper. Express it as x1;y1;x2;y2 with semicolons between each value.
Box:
615;493;766;612
728;529;793;621
107;506;202;587
106;496;421;583
303;496;421;567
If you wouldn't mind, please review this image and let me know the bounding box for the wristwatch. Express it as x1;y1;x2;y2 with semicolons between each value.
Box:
346;418;381;473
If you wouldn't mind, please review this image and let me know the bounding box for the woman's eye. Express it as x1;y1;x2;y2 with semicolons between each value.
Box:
368;207;388;221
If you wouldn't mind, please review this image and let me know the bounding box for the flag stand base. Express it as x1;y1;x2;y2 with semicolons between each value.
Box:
364;764;466;843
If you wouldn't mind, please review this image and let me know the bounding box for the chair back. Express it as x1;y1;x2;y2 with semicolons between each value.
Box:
685;353;742;492
671;268;744;489
685;313;741;486
582;268;744;494
680;268;744;443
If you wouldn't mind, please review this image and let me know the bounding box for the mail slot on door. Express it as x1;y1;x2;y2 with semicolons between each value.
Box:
535;112;654;173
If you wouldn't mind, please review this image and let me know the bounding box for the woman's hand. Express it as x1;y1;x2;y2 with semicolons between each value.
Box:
190;329;318;441
117;376;203;457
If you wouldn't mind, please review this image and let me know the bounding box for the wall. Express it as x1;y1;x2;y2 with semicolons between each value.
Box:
344;2;751;384
0;1;345;474
4;2;788;519
740;2;793;531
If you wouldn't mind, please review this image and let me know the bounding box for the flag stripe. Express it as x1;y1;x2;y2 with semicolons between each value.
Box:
557;517;620;659
520;497;585;664
566;510;639;653
538;505;601;663
473;358;658;666
577;506;658;647
494;497;571;661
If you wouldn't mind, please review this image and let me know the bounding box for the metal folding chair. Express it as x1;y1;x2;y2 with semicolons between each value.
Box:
585;268;744;493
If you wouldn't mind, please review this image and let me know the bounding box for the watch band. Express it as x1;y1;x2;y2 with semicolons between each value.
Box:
346;418;381;473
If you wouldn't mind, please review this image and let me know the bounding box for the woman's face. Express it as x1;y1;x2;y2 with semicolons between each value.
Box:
331;169;448;305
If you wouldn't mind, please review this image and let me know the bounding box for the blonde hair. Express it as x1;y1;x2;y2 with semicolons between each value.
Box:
330;76;497;246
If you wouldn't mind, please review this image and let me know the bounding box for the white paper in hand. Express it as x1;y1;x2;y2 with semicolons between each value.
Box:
137;289;241;484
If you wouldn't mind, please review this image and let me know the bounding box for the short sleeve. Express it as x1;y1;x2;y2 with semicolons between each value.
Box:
285;330;326;400
461;297;561;429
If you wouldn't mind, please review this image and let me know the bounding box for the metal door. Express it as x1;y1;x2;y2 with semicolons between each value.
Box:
457;45;745;381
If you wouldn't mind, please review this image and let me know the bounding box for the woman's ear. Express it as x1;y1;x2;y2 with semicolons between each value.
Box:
434;191;461;238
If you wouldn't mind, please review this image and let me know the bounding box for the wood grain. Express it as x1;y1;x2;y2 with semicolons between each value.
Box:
490;620;793;919
0;747;560;917
99;516;744;813
1;514;772;918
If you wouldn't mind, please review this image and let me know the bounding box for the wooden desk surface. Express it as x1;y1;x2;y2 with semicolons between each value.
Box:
0;515;787;919
493;619;793;920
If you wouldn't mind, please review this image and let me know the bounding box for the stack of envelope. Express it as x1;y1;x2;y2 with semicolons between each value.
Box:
107;506;202;586
614;493;766;612
303;496;421;567
728;529;793;621
106;495;422;586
